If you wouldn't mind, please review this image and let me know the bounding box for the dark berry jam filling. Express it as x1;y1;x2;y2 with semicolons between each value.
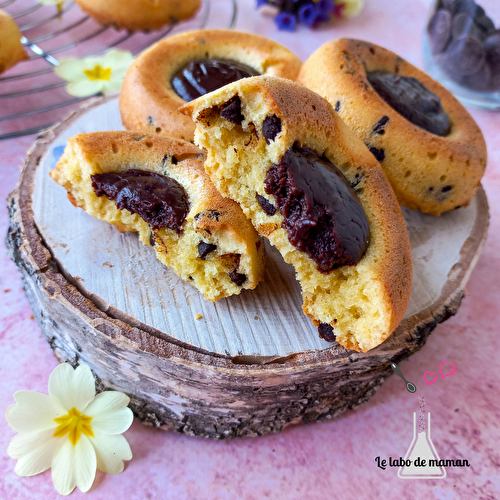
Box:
264;144;370;273
171;59;260;102
91;169;189;234
367;71;451;136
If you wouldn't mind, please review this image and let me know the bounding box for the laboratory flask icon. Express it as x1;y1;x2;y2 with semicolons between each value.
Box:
398;412;446;479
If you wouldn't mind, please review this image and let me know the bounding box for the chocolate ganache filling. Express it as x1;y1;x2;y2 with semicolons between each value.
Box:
264;145;370;273
367;71;451;136
171;59;260;102
91;169;189;234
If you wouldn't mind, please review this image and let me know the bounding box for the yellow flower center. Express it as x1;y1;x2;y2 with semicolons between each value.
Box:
83;65;112;81
53;407;94;446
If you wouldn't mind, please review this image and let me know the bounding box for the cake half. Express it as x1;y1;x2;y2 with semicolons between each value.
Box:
50;131;265;301
181;76;412;351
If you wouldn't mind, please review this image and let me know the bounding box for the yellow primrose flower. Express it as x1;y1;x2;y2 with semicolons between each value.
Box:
6;363;133;496
336;0;364;18
54;49;134;98
36;0;66;13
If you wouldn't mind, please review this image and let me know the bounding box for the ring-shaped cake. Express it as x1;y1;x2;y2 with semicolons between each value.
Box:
298;39;487;216
119;29;302;141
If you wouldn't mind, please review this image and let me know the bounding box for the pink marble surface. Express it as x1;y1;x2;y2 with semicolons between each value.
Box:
1;0;499;498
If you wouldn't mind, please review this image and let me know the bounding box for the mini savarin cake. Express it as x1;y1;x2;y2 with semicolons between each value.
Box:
50;131;265;302
298;39;487;216
181;76;412;352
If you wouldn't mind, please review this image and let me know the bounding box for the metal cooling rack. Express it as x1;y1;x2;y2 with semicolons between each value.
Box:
0;0;238;140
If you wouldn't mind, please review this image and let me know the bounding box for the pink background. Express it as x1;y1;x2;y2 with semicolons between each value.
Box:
1;0;499;498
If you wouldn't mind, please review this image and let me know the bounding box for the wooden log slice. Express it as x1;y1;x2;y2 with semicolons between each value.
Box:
6;96;489;438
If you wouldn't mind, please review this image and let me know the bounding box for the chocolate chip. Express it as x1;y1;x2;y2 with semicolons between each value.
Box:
221;96;244;126
368;146;385;163
372;116;390;135
442;0;457;15
335;100;341;112
442;185;452;192
229;271;246;286
198;241;217;260
194;210;221;222
318;323;336;342
351;173;363;189
485;33;500;67
475;14;495;37
263;114;282;144
147;116;154;125
453;0;477;14
150;232;155;246
451;12;485;42
439;36;485;76
428;9;452;54
256;194;276;215
456;62;492;91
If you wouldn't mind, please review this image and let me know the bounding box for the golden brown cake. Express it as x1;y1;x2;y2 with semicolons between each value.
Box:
119;29;302;141
181;76;412;352
0;9;28;75
74;0;201;31
298;39;487;216
50;131;265;302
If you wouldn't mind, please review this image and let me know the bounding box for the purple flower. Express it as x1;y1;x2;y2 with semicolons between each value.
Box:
256;0;270;8
298;4;321;27
316;0;335;20
275;11;297;31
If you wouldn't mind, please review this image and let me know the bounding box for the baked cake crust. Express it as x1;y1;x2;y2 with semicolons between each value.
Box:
119;29;302;141
298;38;487;216
181;76;412;352
0;9;28;75
50;131;265;302
73;0;201;31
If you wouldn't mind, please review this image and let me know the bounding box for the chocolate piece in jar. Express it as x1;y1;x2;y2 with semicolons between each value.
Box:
181;75;413;353
428;0;500;92
428;9;452;54
171;59;260;102
437;36;486;76
367;71;451;136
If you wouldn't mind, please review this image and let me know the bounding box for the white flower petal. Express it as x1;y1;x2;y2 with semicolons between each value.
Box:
91;407;134;435
90;431;132;475
100;49;134;71
6;391;65;433
75;435;97;493
51;439;77;496
49;364;95;411
101;79;124;95
54;58;88;82
66;80;105;97
343;0;364;17
85;391;130;418
52;436;96;495
9;430;63;476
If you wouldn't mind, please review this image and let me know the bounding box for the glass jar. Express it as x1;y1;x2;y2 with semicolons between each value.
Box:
423;0;500;109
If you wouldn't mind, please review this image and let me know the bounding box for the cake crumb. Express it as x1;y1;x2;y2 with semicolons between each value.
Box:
30;314;34;320
4;289;10;293
254;315;259;320
195;314;203;320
